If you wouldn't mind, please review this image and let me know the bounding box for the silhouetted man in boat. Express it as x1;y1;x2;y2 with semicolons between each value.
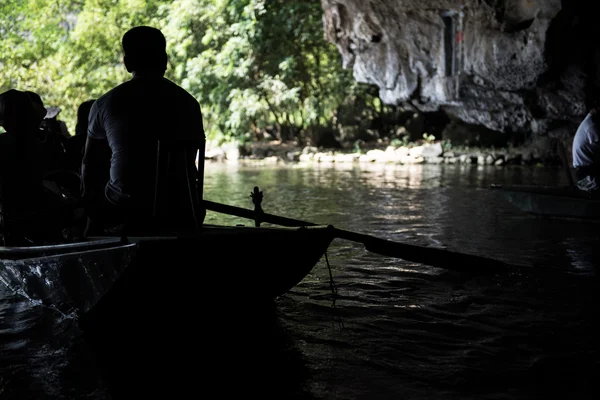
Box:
82;26;206;235
0;89;68;244
572;101;600;193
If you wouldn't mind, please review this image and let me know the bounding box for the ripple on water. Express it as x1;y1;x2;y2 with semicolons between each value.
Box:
0;286;109;399
2;164;599;399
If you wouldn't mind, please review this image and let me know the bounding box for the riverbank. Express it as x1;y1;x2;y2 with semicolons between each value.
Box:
205;138;563;167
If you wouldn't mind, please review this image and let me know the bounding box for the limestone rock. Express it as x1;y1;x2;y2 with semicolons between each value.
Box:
421;142;444;158
321;0;598;143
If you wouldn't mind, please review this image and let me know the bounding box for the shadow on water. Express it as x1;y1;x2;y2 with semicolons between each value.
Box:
81;298;313;399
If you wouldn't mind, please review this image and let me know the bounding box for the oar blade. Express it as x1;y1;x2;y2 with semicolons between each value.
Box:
335;229;512;274
366;239;509;273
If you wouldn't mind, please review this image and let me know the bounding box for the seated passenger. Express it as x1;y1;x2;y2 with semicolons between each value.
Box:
572;101;600;193
82;26;206;235
0;89;69;244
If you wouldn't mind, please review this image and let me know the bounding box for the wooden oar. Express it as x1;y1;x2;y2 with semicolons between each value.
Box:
203;200;522;274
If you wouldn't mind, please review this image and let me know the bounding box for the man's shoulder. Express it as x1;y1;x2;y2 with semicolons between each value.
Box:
160;78;199;104
96;77;198;106
93;81;131;109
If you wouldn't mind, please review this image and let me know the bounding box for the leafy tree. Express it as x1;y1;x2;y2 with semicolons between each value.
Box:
1;0;169;133
1;0;381;145
163;0;359;143
1;0;82;129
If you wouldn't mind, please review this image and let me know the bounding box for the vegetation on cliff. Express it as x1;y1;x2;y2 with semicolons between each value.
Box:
1;0;400;147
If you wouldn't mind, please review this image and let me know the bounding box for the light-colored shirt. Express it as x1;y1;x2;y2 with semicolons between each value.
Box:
572;112;600;168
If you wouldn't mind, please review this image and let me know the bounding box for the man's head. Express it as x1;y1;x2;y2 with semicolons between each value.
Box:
122;26;167;76
0;89;46;133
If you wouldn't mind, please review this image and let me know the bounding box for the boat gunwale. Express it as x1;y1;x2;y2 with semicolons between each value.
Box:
1;242;138;263
491;183;600;220
490;183;600;202
0;238;125;256
1;224;335;261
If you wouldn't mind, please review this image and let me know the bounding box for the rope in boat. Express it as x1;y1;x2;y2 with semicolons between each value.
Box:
325;252;337;307
324;252;350;334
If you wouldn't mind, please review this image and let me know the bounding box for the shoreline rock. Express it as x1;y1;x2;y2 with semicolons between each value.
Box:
204;139;562;168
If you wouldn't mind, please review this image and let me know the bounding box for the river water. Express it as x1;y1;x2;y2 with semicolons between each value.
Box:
1;163;598;399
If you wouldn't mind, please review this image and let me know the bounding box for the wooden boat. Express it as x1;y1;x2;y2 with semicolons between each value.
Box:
1;135;336;330
490;183;600;220
0;220;335;396
0;224;336;320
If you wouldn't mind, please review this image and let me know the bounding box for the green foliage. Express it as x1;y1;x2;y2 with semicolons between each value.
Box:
423;133;436;143
442;139;452;151
1;0;170;132
1;0;376;143
390;138;403;147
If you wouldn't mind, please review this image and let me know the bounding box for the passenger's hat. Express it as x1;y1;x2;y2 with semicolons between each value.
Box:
24;91;48;120
0;89;47;129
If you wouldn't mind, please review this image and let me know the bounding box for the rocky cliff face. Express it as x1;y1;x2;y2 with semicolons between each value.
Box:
321;0;600;148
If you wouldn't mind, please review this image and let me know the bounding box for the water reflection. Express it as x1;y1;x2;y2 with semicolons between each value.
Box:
0;286;109;399
1;163;598;399
563;237;598;276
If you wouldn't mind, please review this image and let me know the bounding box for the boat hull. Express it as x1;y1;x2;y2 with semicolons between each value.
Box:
0;224;335;320
2;224;337;398
491;184;600;220
78;223;336;382
0;238;136;317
